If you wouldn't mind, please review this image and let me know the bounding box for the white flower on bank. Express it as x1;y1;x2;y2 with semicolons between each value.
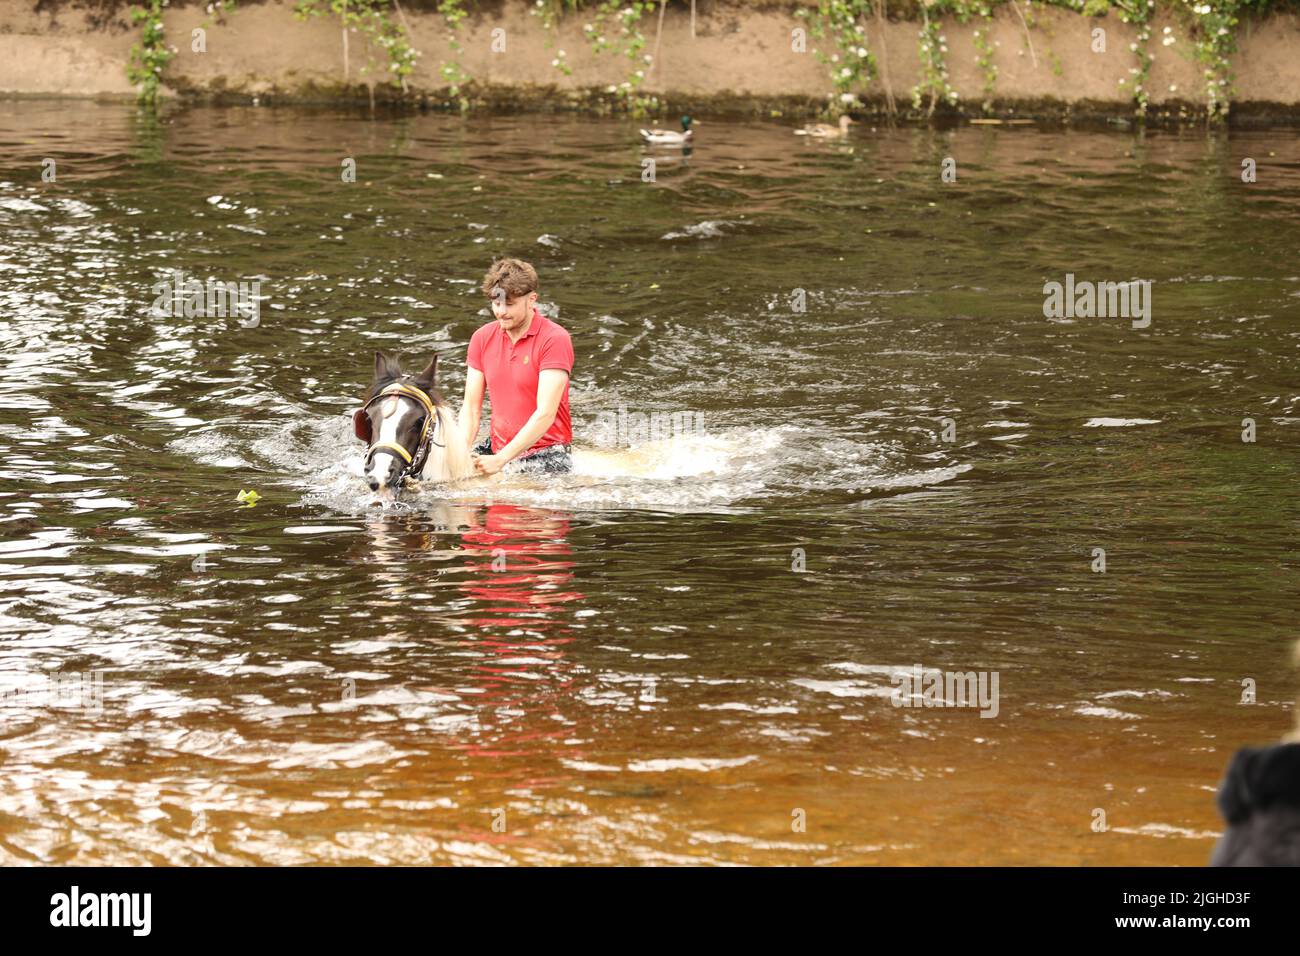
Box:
1162;36;1175;45
1169;84;1178;92
840;92;856;104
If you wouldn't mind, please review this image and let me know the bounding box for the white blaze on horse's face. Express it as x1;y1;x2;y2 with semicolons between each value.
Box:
365;395;417;492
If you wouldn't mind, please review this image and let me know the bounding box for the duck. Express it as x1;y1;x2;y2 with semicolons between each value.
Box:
640;115;695;146
795;115;854;138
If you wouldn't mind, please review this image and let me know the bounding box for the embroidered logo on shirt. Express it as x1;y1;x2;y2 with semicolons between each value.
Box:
522;356;529;364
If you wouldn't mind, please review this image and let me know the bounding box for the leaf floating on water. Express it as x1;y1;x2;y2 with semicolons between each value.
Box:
236;488;262;507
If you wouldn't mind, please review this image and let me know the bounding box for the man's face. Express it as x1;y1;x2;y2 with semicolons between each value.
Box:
490;287;535;332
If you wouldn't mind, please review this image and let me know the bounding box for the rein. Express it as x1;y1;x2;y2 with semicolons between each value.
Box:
354;381;440;480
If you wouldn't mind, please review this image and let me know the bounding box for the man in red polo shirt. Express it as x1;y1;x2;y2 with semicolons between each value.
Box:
460;258;574;476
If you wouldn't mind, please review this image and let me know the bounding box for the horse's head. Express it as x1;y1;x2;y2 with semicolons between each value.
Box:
354;351;442;493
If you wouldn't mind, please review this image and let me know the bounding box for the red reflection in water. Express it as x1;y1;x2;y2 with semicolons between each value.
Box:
457;504;586;759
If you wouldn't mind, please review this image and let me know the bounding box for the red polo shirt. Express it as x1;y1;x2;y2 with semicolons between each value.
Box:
467;309;574;455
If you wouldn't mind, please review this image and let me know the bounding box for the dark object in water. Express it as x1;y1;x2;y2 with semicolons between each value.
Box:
1210;742;1300;866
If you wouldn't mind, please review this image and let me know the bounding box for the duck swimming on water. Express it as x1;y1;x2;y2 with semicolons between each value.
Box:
640;115;695;146
796;115;854;138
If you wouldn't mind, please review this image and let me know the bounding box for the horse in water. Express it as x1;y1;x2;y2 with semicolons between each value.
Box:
353;351;474;493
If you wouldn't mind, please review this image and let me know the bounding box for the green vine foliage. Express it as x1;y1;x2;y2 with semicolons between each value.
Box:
435;0;472;104
589;2;659;113
813;0;1259;123
1179;0;1243;119
1114;0;1155;116
127;0;238;106
970;5;998;113
530;0;580;75
533;0;665;113
126;0;175;106
797;0;879;113
293;0;422;95
912;9;957;115
123;0;1287;123
531;0;661;112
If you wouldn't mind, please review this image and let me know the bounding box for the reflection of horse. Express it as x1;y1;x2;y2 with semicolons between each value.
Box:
353;351;473;493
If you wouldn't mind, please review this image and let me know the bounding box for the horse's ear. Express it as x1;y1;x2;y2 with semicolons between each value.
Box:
413;353;437;392
374;350;401;382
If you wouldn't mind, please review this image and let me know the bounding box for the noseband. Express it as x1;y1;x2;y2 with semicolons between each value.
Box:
353;381;441;481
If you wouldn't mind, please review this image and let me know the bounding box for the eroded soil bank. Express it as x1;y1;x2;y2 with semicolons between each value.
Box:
4;1;1300;122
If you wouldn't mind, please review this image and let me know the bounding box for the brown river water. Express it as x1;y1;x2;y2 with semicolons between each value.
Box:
0;101;1297;865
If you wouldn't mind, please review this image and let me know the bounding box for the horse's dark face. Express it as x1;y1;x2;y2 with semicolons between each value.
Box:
357;351;439;493
360;393;423;492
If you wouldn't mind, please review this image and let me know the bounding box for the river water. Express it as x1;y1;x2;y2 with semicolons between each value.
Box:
1;101;1296;865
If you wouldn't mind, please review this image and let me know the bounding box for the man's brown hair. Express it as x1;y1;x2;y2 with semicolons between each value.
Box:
482;258;538;301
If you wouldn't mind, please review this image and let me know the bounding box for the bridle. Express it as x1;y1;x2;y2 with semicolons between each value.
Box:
353;381;442;481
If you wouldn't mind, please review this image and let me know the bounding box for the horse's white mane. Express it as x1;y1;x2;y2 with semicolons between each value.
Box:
421;402;474;483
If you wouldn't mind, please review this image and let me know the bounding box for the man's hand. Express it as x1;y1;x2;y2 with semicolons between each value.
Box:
472;453;506;477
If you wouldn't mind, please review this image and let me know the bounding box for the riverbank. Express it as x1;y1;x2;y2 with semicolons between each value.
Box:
4;0;1300;123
